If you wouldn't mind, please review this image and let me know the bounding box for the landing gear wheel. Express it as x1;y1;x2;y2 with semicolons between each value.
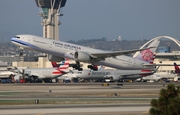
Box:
87;65;98;71
19;50;23;56
78;68;83;71
72;61;83;71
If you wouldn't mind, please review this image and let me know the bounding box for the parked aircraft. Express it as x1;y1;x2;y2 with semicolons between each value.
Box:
140;74;161;82
11;34;160;70
16;59;70;82
70;68;156;82
69;53;159;81
0;71;16;79
139;63;179;82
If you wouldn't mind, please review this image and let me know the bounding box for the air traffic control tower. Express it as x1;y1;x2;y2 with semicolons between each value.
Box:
35;0;67;40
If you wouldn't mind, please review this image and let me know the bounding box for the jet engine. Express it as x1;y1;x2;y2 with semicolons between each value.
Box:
74;51;91;62
104;75;120;81
48;54;64;62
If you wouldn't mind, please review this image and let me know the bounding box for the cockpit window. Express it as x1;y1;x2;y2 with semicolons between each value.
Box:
14;36;20;39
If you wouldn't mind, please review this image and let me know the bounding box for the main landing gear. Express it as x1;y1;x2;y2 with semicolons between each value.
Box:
87;65;98;71
72;61;83;71
72;61;98;71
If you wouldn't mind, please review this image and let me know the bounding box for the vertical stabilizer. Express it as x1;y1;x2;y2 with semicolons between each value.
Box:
134;39;160;64
51;58;70;75
58;58;69;70
174;63;180;74
51;62;59;68
51;58;69;70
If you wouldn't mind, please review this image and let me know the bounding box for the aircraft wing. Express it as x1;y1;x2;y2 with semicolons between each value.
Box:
89;47;154;59
143;64;180;66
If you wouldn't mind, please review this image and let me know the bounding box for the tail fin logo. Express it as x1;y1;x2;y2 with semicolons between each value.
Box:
57;58;69;70
88;70;93;75
141;49;154;62
52;58;69;75
51;62;59;68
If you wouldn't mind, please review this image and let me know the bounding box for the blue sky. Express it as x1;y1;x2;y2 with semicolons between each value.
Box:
0;0;180;41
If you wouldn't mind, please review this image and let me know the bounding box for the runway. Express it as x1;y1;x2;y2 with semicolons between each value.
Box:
0;82;177;115
0;104;150;115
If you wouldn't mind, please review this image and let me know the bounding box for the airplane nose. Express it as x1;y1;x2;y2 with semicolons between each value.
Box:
11;37;17;43
11;37;15;41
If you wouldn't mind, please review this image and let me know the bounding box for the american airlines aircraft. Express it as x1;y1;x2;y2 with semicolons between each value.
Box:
16;59;70;82
11;34;160;70
70;68;156;82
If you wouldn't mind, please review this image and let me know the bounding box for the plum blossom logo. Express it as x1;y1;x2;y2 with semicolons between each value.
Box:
141;49;153;62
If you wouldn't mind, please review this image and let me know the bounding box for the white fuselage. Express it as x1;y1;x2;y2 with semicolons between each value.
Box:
71;69;152;80
23;68;63;79
142;72;176;81
11;35;152;70
0;71;15;78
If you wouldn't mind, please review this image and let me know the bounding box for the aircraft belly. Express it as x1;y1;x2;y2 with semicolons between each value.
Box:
97;58;138;70
80;75;104;80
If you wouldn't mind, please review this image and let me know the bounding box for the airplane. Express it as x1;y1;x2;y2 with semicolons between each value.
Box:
0;71;16;79
141;71;177;82
69;67;157;82
64;61;157;82
138;63;179;82
140;74;161;82
11;34;160;71
0;60;16;82
16;58;70;82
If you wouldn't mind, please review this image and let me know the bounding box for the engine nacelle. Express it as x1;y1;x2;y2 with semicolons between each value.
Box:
74;51;91;62
104;75;120;81
48;54;64;62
